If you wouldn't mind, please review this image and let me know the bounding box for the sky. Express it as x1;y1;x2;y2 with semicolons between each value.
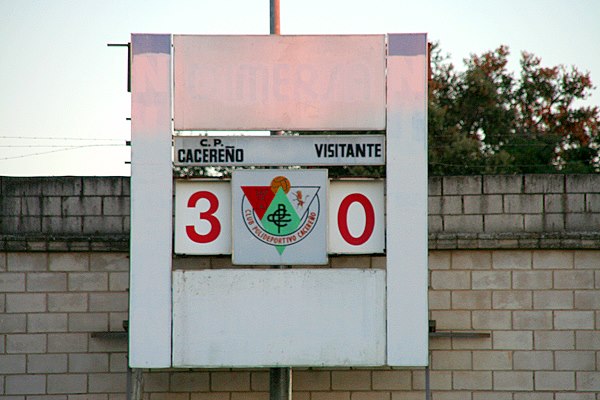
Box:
1;0;599;176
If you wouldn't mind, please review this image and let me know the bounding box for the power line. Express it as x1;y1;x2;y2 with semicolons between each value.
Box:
0;144;125;161
0;135;124;141
429;143;560;149
429;161;599;169
0;144;126;148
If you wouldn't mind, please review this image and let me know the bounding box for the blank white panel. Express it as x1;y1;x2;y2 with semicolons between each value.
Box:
173;35;386;130
172;269;386;367
385;33;429;366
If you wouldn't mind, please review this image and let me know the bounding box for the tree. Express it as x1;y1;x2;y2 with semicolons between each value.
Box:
429;43;600;175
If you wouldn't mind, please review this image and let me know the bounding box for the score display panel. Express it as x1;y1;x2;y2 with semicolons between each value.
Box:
130;33;428;368
174;178;385;256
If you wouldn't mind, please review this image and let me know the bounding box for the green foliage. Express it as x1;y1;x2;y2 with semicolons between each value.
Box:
174;165;231;179
429;43;600;175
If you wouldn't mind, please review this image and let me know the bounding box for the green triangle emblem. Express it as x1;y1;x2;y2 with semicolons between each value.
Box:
261;188;301;236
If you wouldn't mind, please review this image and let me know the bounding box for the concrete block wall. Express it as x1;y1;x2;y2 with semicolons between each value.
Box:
427;249;600;398
0;251;130;398
3;175;600;251
428;175;600;250
0;177;129;251
1;249;599;398
1;175;600;399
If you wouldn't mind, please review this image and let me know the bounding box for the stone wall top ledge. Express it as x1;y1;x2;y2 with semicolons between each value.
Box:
429;232;600;250
0;234;129;252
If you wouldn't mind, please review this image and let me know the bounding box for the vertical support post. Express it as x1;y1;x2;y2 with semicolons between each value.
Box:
270;0;280;35
270;367;291;400
269;3;291;399
129;34;173;367
270;0;282;138
425;366;431;400
131;369;144;400
386;33;429;366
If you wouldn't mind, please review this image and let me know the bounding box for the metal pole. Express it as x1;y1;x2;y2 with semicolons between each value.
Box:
270;367;291;400
425;366;431;400
270;0;283;137
129;368;143;400
269;2;291;400
270;0;280;35
425;349;432;400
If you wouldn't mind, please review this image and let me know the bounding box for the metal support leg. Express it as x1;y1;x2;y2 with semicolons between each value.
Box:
130;368;143;400
270;367;291;400
425;366;431;400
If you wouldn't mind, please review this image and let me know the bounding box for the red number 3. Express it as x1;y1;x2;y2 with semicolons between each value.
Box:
186;191;221;243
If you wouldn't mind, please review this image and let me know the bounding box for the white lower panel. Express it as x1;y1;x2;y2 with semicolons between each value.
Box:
172;269;386;367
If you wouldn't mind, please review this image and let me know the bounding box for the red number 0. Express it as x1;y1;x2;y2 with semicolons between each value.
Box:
337;193;375;246
186;191;221;243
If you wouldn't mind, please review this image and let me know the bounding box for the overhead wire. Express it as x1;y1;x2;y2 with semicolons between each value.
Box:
0;144;124;148
0;144;125;161
0;141;126;161
429;161;599;170
0;135;124;141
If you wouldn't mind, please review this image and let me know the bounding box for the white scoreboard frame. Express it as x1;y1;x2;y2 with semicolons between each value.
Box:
129;33;428;368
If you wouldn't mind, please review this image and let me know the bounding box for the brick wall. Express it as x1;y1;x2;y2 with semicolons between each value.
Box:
428;175;600;249
0;252;129;397
0;177;129;251
427;249;600;398
1;175;600;399
1;249;599;399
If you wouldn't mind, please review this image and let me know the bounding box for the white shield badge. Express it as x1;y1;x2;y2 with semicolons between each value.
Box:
232;169;328;265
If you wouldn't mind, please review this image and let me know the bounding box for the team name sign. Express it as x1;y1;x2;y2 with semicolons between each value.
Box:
174;135;385;167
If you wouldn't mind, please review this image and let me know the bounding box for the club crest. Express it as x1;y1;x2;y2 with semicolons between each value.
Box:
241;175;321;255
